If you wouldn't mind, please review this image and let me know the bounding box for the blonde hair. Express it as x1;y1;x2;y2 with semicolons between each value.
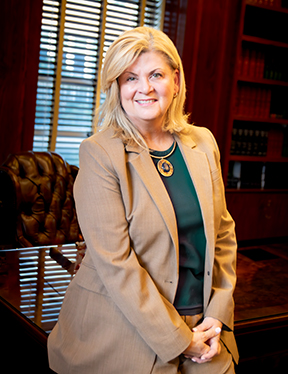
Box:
95;26;191;147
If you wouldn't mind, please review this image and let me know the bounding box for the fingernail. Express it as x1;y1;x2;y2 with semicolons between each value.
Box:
215;327;221;334
191;358;196;362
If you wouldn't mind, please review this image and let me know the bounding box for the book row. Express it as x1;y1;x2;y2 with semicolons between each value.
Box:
238;47;288;81
230;125;288;157
227;160;288;189
230;127;268;156
235;86;271;118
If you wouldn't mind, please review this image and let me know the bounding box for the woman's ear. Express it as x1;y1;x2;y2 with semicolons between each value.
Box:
174;69;180;95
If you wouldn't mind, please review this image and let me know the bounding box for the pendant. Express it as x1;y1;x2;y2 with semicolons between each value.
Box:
157;159;174;177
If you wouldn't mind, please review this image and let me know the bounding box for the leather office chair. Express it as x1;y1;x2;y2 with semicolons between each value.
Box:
0;151;83;248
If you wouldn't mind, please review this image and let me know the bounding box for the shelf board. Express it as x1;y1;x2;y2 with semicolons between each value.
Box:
233;115;288;124
246;1;288;15
229;155;288;162
238;76;288;87
242;35;288;49
226;188;288;193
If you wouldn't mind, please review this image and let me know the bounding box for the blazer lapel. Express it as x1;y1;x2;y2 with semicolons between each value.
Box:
126;144;179;254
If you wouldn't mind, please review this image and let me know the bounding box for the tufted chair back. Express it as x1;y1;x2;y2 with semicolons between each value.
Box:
0;151;83;248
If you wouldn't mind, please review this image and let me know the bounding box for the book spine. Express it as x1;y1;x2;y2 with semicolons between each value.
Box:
282;127;288;157
267;128;285;157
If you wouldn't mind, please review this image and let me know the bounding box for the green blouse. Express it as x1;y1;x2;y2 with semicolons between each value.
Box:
150;142;206;315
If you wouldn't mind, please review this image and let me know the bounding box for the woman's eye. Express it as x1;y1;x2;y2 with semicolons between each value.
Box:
152;72;162;78
127;76;136;82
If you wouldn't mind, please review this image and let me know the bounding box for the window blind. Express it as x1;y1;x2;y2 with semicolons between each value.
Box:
33;0;165;166
19;245;77;333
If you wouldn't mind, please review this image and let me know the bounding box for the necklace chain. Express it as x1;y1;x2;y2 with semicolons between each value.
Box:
149;141;176;160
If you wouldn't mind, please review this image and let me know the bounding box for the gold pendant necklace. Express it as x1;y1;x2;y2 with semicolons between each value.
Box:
150;141;176;177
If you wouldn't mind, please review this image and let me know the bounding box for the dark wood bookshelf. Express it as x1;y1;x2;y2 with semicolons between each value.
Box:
246;0;288;14
234;115;288;124
226;188;288;193
230;155;288;162
238;76;288;87
242;34;288;48
224;0;288;241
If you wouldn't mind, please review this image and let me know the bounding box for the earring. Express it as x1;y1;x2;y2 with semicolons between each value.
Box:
173;92;178;98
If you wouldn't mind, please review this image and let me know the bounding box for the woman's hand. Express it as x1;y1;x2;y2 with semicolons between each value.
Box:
182;317;222;364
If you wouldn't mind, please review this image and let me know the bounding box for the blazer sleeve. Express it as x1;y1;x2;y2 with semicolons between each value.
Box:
202;129;237;331
73;137;193;363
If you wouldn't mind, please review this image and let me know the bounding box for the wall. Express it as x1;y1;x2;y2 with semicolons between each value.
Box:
164;0;242;164
0;0;42;164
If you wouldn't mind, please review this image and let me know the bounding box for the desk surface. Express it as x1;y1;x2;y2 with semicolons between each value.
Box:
0;244;79;334
1;242;288;335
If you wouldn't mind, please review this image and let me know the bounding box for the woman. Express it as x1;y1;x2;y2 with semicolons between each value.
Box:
48;26;239;373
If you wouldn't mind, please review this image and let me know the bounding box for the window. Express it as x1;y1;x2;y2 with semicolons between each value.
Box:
33;0;165;166
18;245;78;333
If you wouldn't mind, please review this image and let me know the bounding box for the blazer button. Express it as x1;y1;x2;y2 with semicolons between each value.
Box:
207;271;210;276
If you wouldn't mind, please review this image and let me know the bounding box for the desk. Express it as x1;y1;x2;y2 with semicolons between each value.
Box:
0;244;80;373
1;243;288;373
233;243;288;373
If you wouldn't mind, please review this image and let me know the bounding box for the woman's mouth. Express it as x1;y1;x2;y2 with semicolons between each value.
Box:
136;99;157;105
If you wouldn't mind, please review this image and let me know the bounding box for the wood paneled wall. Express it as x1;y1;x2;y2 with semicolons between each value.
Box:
0;0;42;164
165;0;242;165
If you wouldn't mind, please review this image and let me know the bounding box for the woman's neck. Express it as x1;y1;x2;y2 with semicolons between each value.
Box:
135;122;174;151
143;131;174;151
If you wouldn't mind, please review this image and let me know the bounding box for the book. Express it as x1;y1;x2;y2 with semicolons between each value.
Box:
267;128;284;157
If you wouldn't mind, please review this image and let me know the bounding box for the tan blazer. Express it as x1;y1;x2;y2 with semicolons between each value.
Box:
48;125;239;373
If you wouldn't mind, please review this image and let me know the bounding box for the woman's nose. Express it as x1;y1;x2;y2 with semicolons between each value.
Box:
138;77;153;94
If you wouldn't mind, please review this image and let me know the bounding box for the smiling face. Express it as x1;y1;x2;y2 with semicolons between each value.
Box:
118;51;179;133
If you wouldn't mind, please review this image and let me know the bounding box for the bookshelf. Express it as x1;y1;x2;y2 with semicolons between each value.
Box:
224;0;288;240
